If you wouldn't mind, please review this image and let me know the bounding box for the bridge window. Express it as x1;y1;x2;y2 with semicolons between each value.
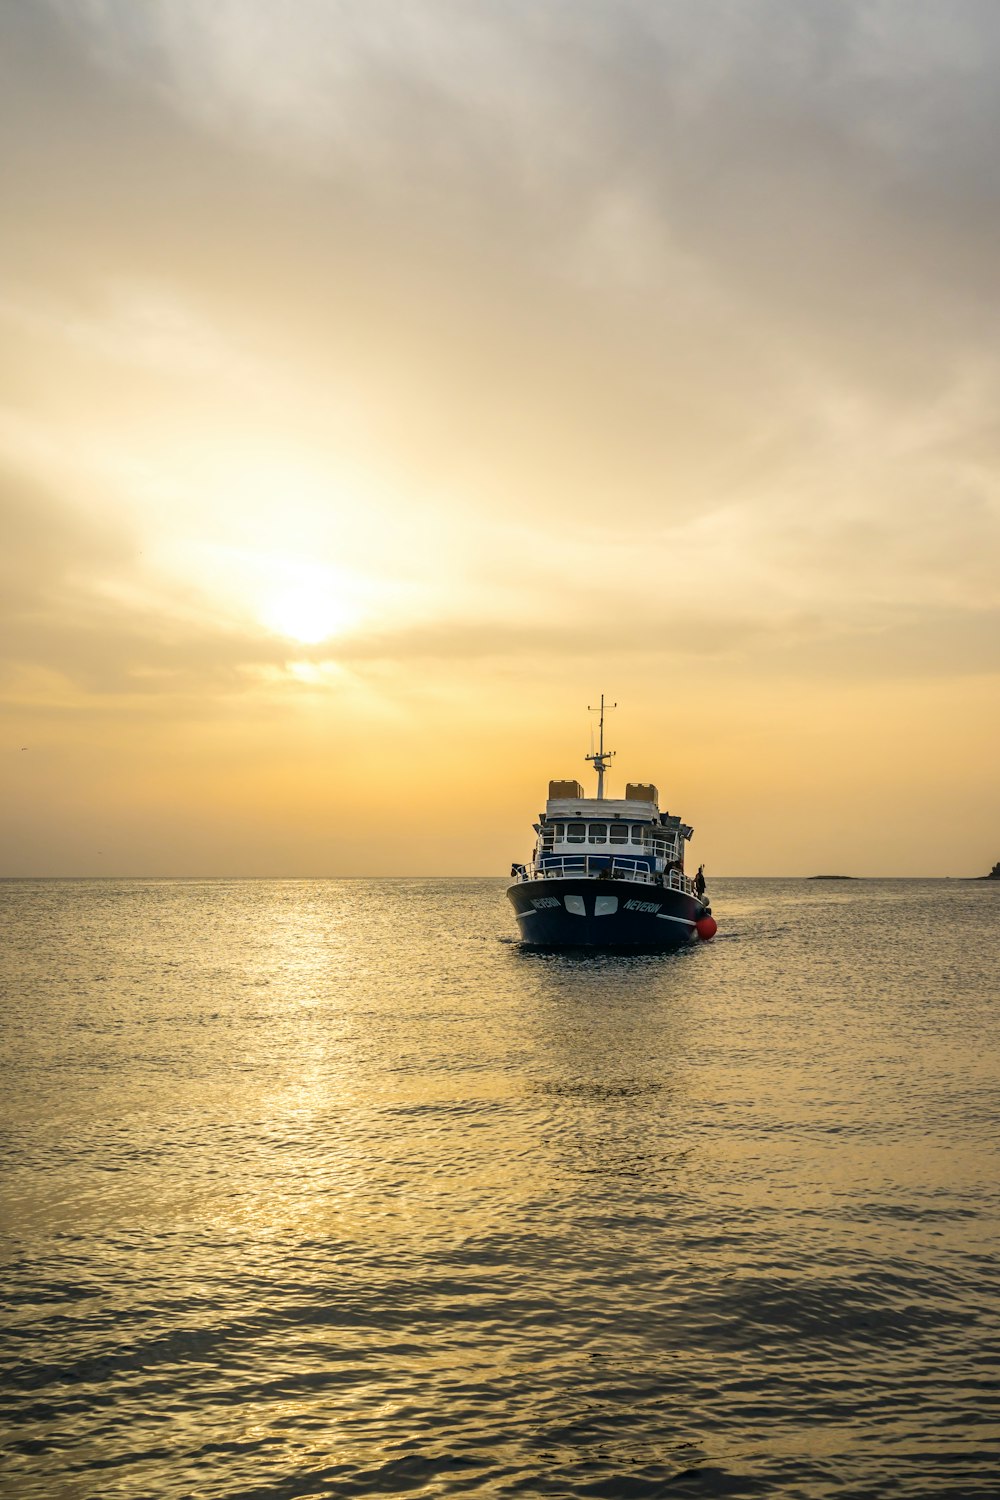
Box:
589;823;607;844
567;822;586;844
609;823;628;843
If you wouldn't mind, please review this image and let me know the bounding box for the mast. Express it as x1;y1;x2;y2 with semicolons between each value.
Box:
585;694;616;800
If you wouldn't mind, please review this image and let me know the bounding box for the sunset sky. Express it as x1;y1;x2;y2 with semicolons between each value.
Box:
2;1;999;877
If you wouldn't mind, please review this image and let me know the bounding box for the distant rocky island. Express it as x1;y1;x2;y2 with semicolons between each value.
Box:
805;866;999;880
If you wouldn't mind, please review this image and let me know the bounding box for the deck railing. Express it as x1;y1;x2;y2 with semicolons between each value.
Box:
515;857;694;895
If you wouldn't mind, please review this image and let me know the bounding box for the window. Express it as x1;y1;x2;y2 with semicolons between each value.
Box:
631;826;646;844
609;822;628;843
594;895;618;917
567;822;585;844
564;894;586;915
589;823;607;844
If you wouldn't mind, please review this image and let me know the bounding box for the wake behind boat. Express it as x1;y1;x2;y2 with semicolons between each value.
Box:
507;698;716;950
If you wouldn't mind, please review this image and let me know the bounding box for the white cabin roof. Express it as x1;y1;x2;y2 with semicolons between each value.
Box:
545;796;659;821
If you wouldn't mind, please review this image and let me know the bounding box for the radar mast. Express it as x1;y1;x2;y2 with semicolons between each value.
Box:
586;694;616;800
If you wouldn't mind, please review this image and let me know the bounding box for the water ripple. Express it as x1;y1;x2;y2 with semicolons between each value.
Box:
1;877;999;1497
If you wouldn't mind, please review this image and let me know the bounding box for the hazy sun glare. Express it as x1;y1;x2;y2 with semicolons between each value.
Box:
167;541;367;645
259;583;358;644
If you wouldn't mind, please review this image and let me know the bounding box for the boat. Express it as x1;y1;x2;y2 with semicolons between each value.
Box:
506;697;716;949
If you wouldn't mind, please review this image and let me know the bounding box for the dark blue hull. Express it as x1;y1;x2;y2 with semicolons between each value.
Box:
507;877;705;950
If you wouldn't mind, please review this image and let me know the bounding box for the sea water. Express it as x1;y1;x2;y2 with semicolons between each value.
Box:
1;877;998;1498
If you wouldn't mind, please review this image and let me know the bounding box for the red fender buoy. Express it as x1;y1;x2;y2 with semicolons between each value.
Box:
695;916;718;941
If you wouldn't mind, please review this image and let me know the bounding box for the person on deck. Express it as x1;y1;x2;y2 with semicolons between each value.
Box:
694;865;706;897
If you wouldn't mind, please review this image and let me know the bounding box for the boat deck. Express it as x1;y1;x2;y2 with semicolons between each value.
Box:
513;857;696;896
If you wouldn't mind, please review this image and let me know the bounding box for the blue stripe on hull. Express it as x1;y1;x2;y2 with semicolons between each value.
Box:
507;877;703;950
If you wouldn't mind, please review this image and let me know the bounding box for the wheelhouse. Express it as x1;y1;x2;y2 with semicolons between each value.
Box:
532;788;693;881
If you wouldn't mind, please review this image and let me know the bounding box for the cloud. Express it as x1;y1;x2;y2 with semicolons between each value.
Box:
1;465;128;607
0;461;297;700
0;1;998;877
21;1;996;460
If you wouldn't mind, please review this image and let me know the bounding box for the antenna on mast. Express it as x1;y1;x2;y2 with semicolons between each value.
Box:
586;694;616;800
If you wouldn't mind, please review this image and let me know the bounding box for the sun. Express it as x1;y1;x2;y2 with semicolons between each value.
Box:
261;590;354;645
257;564;361;644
